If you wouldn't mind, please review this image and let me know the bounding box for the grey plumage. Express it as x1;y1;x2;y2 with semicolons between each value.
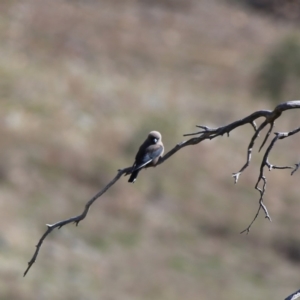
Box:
128;131;164;183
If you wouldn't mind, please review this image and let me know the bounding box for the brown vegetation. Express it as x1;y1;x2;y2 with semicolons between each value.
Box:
0;0;300;299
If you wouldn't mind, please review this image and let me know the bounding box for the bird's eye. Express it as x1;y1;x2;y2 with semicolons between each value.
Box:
153;138;158;143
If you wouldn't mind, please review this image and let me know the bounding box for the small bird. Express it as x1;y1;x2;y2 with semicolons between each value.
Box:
128;131;164;183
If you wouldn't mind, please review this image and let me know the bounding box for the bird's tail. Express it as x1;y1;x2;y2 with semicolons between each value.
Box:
128;169;140;183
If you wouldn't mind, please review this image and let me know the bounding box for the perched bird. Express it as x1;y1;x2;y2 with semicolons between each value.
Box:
128;131;164;183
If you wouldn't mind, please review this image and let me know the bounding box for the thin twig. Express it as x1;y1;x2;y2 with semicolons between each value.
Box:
259;122;274;152
291;162;300;175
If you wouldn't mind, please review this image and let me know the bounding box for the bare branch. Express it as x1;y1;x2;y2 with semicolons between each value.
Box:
24;167;131;276
24;101;300;276
232;120;269;184
258;122;274;152
241;126;300;233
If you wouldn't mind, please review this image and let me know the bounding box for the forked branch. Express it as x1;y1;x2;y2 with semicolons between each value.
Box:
24;100;300;276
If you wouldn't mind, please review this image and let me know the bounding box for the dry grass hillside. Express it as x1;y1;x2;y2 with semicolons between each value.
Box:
0;0;300;299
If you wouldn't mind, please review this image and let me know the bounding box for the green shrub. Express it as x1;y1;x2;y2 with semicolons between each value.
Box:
255;36;300;103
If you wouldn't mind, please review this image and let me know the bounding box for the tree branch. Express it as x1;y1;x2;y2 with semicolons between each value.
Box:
24;100;300;276
24;167;131;276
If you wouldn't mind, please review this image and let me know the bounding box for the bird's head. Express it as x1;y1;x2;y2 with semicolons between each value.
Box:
148;131;162;144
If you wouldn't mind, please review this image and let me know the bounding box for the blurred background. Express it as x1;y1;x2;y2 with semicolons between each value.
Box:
1;0;300;299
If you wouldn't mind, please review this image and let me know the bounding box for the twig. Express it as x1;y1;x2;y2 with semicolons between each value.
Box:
291;162;300;175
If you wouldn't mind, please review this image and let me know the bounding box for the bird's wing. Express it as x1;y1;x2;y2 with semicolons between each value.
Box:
133;145;163;171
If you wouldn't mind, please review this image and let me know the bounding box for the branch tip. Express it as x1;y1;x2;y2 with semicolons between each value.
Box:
291;163;300;175
232;172;240;184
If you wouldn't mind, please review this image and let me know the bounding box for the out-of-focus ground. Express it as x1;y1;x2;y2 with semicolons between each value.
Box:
0;0;300;299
